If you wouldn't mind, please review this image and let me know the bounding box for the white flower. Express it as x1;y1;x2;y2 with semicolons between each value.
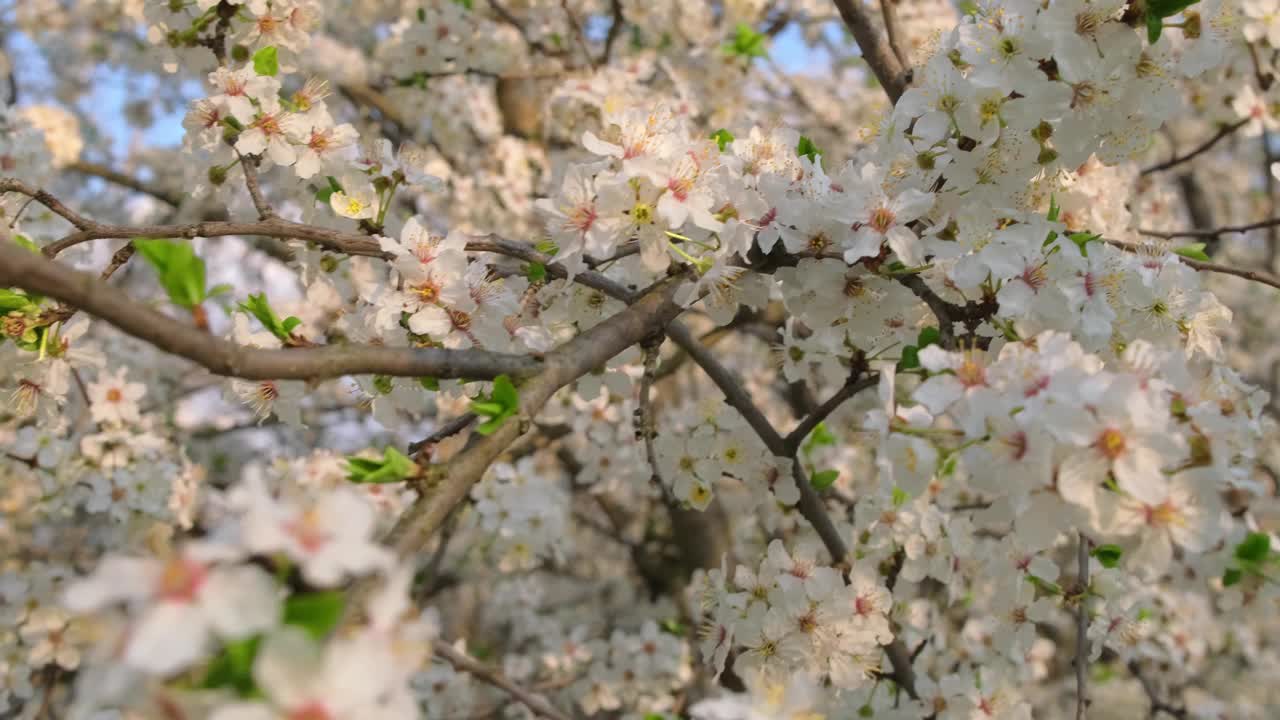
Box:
86;367;145;427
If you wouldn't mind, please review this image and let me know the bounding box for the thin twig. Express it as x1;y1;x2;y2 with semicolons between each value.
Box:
1075;531;1090;720
1136;216;1280;240
784;372;878;454
435;643;572;720
1108;238;1280;291
66;160;183;207
1141;118;1249;175
408;413;478;458
237;151;275;220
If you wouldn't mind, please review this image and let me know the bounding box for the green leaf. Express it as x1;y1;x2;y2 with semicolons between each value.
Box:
891;486;909;506
710;128;735;152
0;289;35;313
917;326;941;349
12;234;39;253
1235;532;1271;564
470;374;520;435
1068;231;1101;256
898;345;920;371
417;7;427;21
535;239;559;256
802;422;836;454
1146;0;1200;43
1091;544;1124;569
238;293;294;342
282;316;302;333
201;636;261;695
1173;242;1210;262
419;376;440;391
1046;194;1060;222
134;239;207;309
452;0;474;8
796;135;821;163
525;262;547;283
207;283;234;298
810;469;839;490
1223;567;1243;587
345;447;420;484
283;591;345;640
723;23;768;59
252;46;279;76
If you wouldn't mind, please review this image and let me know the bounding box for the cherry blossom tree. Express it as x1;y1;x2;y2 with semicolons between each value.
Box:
3;0;1280;718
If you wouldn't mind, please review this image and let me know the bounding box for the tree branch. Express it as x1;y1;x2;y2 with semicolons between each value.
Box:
1140;118;1249;176
1136;216;1280;241
784;372;878;454
1075;532;1090;720
0;241;543;382
435;643;572;720
879;0;910;70
66;160;183;208
1108;238;1280;291
831;0;909;103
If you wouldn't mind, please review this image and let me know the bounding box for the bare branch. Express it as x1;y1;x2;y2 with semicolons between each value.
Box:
1141;118;1249;176
435;643;572;720
831;0;909;103
1135;216;1280;241
0;242;543;382
382;273;692;559
785;372;878;454
66;160;183;208
879;0;910;70
236;151;276;220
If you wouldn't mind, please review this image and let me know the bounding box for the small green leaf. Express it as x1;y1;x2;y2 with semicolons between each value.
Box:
1223;567;1243;587
238;293;295;342
796;135;821;163
282;316;302;333
1145;0;1200;43
891;486;909;506
917;326;941;349
1146;11;1164;43
1046;194;1060;222
1068;231;1100;256
252;46;279;76
1235;532;1271;564
470;374;520;435
723;23;768;59
419;376;440;391
417;7;427;21
134;239;207;309
452;0;474;9
1173;242;1210;262
659;618;685;635
802;422;836;454
0;289;35;313
1091;544;1124;569
525;262;547;283
201;636;261;695
535;239;559;256
283;591;345;640
810;469;839;490
710;128;735;152
207;283;234;298
12;234;39;253
345;447;420;484
898;345;920;371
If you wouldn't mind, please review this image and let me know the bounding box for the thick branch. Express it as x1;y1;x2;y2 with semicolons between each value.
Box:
435;643;571;720
0;242;542;381
382;273;691;558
